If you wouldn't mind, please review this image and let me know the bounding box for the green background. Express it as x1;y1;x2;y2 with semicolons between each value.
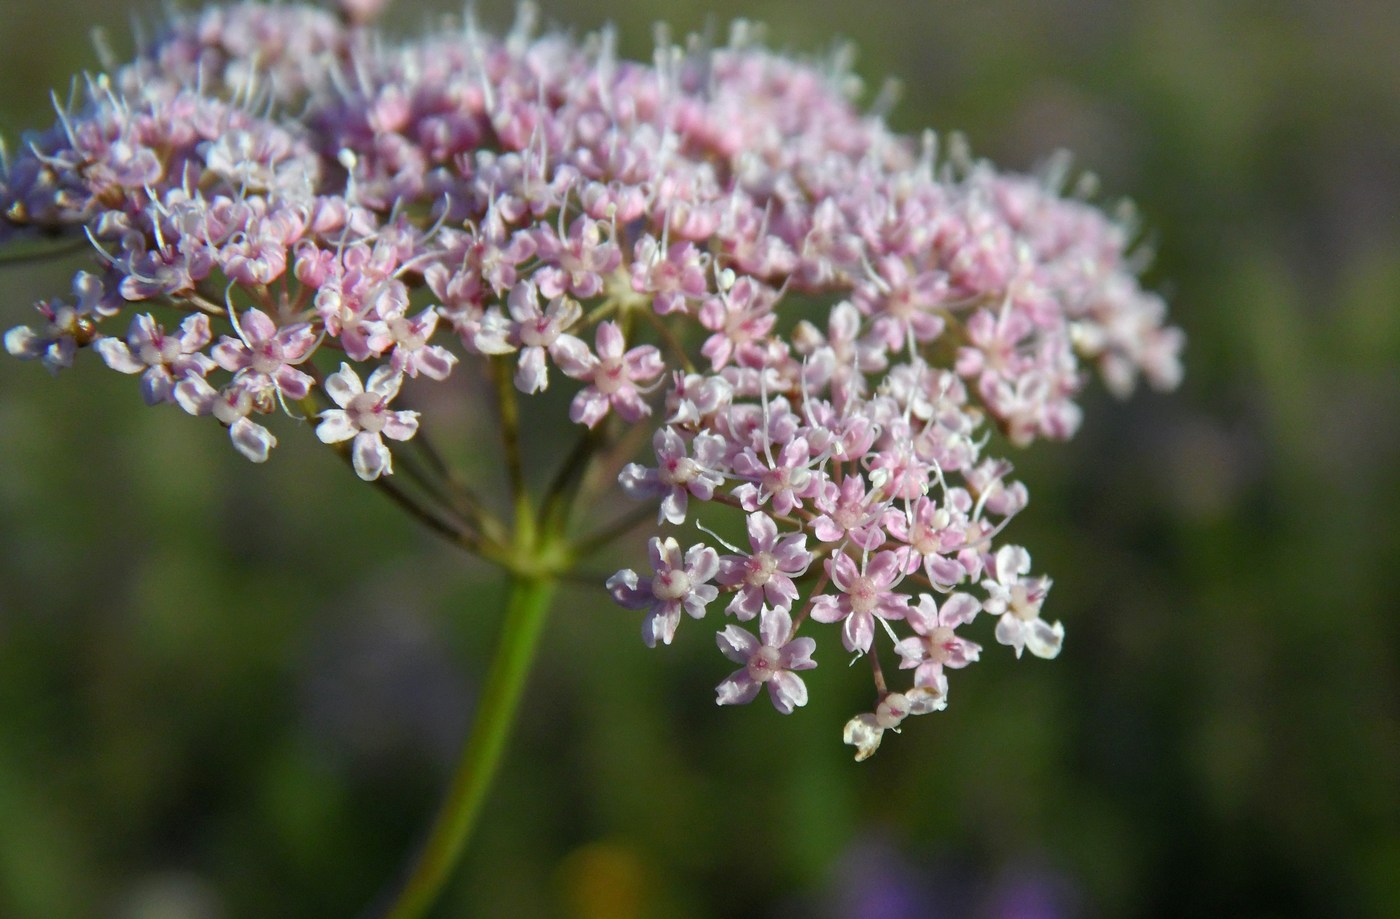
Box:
1;1;1398;916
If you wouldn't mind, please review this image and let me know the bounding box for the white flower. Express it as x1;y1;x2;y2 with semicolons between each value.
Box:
315;363;420;480
983;545;1063;659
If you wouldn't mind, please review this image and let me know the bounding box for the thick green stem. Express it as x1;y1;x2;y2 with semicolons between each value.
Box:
368;571;557;919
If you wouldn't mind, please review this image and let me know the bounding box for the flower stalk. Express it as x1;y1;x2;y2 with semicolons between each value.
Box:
368;568;557;919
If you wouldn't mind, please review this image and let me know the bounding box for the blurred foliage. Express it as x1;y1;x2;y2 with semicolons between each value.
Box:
1;1;1398;917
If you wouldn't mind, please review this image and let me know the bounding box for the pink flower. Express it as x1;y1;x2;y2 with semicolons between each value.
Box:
212;308;318;401
631;238;710;315
531;215;621;299
715;512;812;620
175;376;279;463
809;550;910;654
555;321;665;428
607;537;720;648
385;309;458;380
95;313;217;405
893;593;982;690
618;427;727;525
315;363;420;481
730;436;822;517
470;281;585;394
810;473;887;551
715;606;816;714
3;272;113;373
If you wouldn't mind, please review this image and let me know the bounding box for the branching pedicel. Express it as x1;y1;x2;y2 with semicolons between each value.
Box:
2;0;1182;774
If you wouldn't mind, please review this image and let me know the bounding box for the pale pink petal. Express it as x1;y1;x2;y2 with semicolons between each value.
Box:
767;671;808;713
515;346;548;392
1024;619;1065;659
365;365;404;400
716;625;759;664
715;671;761;706
239;308;277;342
843;611;874;654
95;338;144;374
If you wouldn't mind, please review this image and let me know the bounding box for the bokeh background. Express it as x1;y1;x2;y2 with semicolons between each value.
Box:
1;0;1398;917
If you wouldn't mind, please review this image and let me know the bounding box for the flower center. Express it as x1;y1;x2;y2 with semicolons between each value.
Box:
594;358;626;394
251;340;285;374
518;317;555;348
660;456;698;486
925;625;956;664
347;392;387;433
747;645;780;682
388;317;426;350
745;552;777;587
848;574;878;615
1011;584;1037;620
652;568;692;601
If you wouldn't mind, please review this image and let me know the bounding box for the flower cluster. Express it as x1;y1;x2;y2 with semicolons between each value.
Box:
1;2;1181;756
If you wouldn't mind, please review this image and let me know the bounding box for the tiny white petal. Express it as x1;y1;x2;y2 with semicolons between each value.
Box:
229;417;276;463
351;430;391;480
842;714;884;762
316;410;358;444
324;363;363;407
365;365;404;399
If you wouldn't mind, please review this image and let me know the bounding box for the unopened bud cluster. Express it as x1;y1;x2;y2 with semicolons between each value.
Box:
1;2;1181;758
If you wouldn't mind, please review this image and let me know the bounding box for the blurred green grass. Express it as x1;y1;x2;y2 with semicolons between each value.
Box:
1;1;1398;917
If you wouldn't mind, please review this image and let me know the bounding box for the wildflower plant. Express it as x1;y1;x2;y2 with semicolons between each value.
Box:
0;0;1183;915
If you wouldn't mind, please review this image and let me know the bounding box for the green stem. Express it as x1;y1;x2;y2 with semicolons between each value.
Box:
368;570;557;919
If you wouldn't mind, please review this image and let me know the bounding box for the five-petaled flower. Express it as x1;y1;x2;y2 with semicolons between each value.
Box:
715;512;813;620
555;321;665;428
315;363;420;481
809;550;911;654
715;606;817;714
983;545;1062;659
95;313;217;405
606;537;720;647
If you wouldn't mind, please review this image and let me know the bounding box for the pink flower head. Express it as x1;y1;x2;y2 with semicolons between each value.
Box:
607;537;720;648
0;7;1184;759
715;606;817;714
315;363;420;480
